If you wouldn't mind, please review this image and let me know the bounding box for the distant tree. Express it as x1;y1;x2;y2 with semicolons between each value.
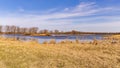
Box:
0;25;2;33
19;28;27;34
5;25;11;33
23;28;29;34
33;27;39;34
43;29;49;34
16;27;20;34
54;30;59;34
71;30;77;34
38;30;44;34
49;30;53;34
10;25;17;34
29;27;38;34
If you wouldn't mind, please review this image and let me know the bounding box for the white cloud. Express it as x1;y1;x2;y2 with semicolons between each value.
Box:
0;2;120;32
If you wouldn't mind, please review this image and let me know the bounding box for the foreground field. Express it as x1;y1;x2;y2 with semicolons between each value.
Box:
0;37;120;68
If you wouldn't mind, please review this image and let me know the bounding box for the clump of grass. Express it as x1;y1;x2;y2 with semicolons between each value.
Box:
49;39;56;44
92;38;98;45
28;39;39;45
59;40;66;44
59;39;73;44
75;39;80;44
43;41;48;44
64;39;73;44
59;39;81;44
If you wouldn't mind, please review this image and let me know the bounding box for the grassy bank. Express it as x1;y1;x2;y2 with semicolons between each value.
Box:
0;37;120;68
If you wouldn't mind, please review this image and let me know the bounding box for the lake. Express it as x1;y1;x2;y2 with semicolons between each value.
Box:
1;34;104;43
2;34;103;43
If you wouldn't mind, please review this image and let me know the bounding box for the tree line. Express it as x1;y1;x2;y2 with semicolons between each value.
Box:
0;25;63;35
0;25;120;35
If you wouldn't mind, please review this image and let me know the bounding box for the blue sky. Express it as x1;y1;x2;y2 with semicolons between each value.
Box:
0;0;120;32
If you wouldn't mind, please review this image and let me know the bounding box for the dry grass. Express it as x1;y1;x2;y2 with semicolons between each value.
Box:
112;35;120;37
105;34;120;39
0;37;120;68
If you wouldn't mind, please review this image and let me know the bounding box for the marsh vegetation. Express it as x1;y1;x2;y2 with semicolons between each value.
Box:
0;36;120;68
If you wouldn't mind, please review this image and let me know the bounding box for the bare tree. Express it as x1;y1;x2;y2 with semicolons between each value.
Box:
0;25;2;33
29;27;38;34
5;25;11;34
43;29;49;34
54;30;59;34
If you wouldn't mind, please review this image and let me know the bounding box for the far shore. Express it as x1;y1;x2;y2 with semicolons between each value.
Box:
1;32;120;37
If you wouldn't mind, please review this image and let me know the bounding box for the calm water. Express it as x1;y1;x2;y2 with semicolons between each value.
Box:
1;34;104;43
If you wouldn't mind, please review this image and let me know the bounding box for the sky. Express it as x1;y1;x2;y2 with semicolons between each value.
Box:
0;0;120;32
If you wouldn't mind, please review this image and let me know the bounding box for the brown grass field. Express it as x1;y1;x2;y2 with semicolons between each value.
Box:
0;36;120;68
